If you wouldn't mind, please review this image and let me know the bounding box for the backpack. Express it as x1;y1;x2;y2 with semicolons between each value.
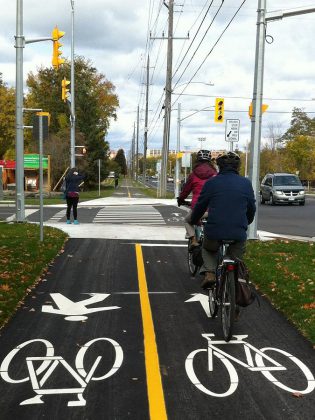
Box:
60;179;67;192
235;259;257;307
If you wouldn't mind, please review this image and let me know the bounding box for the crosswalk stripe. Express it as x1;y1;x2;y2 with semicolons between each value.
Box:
47;209;67;222
93;205;165;225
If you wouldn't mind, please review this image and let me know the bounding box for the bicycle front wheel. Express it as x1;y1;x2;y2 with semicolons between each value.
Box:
187;239;198;276
221;270;236;342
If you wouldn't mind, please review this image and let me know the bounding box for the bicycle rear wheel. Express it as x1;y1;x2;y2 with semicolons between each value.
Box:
187;239;198;276
208;288;218;318
221;270;236;342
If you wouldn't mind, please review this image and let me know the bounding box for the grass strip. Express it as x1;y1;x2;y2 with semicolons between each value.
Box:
0;223;68;328
245;239;315;344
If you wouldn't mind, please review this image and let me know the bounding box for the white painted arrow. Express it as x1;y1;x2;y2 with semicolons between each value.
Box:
42;293;120;321
185;293;210;317
172;212;180;217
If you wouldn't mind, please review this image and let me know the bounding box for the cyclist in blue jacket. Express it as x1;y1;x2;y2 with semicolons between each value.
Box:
191;152;256;289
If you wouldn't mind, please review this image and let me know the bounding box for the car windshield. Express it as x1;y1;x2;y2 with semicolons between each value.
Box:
274;176;302;186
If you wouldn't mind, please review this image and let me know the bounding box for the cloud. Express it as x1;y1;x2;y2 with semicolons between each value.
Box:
1;0;315;155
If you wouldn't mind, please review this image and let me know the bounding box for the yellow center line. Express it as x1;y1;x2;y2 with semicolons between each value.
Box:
135;243;167;420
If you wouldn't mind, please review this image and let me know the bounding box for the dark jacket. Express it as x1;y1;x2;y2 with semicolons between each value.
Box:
191;168;256;241
65;171;85;194
179;162;217;208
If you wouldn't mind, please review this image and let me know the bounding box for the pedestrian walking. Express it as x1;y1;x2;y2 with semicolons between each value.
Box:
114;173;119;189
64;168;85;224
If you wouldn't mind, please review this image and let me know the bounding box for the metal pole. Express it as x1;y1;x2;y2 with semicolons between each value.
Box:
70;0;75;168
175;103;181;197
160;0;174;197
245;139;249;177
136;105;139;182
39;115;44;242
98;159;101;196
15;0;25;221
143;55;150;181
0;167;3;200
248;0;266;240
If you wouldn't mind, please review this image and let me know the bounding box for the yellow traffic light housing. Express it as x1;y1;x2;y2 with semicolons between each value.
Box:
52;26;65;70
248;102;269;118
214;98;224;123
61;78;70;102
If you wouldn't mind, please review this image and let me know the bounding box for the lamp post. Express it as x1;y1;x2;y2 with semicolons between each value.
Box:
15;0;25;221
198;137;206;149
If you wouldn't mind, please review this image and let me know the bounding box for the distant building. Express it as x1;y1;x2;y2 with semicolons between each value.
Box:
146;149;177;158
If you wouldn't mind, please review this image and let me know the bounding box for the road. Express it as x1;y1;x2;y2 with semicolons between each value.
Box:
0;181;314;419
1;188;314;238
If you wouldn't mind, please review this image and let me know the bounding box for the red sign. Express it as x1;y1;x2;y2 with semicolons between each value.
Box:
0;160;15;169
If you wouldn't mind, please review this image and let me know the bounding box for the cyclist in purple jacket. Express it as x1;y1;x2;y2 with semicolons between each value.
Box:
177;150;217;248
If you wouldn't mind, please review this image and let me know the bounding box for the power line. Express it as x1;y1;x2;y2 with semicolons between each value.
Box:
172;0;216;83
172;0;248;107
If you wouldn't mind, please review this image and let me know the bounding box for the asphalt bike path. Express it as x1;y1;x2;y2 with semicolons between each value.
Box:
0;181;314;418
0;238;314;419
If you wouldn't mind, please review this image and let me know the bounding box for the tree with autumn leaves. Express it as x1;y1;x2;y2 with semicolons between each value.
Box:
0;75;15;159
24;56;119;186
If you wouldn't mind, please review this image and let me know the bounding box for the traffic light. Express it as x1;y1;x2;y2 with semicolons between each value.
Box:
214;98;224;123
52;26;65;70
248;102;268;118
61;78;70;102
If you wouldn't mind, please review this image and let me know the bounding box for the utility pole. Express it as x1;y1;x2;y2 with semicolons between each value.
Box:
160;0;174;197
70;0;76;168
143;55;150;182
131;123;135;179
198;137;206;149
136;105;139;182
175;103;181;197
247;0;315;239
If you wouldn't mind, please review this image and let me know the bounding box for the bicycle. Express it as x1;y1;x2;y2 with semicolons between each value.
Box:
208;240;238;342
185;334;315;397
181;200;205;277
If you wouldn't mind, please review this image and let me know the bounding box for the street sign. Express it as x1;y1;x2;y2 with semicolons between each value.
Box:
24;154;48;169
181;153;191;168
225;119;240;142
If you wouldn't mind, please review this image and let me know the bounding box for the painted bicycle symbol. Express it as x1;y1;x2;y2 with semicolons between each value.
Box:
185;334;315;397
0;337;123;407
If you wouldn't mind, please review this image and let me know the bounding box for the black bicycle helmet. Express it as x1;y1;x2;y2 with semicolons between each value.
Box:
216;151;241;169
196;149;211;162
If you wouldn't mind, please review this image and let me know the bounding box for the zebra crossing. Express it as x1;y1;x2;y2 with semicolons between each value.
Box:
93;205;166;225
47;209;67;223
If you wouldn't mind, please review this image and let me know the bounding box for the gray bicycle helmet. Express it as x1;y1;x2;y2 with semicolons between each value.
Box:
196;149;211;162
216;152;240;169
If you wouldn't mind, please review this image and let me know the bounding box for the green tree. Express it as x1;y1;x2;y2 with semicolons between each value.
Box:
25;57;119;184
114;149;127;176
0;74;15;159
284;135;315;180
282;107;315;141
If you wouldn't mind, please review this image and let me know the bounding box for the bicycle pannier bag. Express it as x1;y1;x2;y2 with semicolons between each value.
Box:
236;259;256;307
192;245;203;267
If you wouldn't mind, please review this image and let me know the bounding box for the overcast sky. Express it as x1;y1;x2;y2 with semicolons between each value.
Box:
1;1;315;155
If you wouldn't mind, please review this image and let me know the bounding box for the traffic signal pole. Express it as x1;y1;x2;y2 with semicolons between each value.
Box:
248;0;315;240
15;0;59;222
70;0;76;168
